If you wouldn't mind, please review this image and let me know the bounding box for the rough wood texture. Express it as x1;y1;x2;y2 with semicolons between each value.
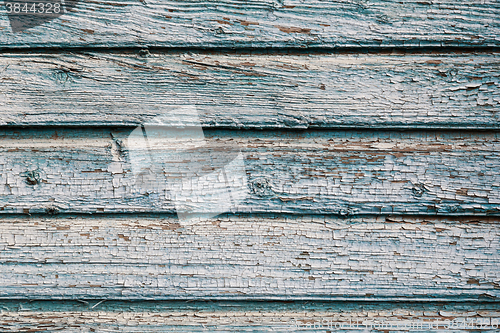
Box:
1;0;499;312
1;128;499;215
1;300;499;332
1;52;499;128
0;0;499;49
0;214;499;300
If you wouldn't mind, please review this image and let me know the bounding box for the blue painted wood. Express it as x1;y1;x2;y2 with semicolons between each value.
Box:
0;128;499;215
0;214;499;300
0;0;498;311
0;52;499;128
0;0;499;50
0;300;499;331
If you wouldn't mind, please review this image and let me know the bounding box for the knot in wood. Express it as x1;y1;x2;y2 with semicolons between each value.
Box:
214;27;226;35
25;170;41;185
45;205;60;215
250;177;273;197
339;207;353;217
412;183;426;197
139;48;151;58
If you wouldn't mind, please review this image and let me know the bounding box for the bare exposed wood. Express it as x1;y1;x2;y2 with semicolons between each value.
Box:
0;128;499;215
1;300;499;332
0;214;498;300
0;52;499;128
0;0;499;49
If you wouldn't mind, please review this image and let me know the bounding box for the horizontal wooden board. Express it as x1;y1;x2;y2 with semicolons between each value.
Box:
0;215;499;300
0;0;499;49
1;52;499;128
1;300;499;332
1;128;500;215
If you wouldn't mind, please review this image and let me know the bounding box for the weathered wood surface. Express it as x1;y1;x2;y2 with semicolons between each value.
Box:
1;52;499;128
0;215;499;300
1;301;499;332
1;0;499;312
0;0;499;49
1;128;499;215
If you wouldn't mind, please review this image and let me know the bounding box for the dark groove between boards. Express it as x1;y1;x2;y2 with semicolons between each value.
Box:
1;45;500;55
0;296;499;302
3;125;500;132
0;300;499;311
1;213;499;221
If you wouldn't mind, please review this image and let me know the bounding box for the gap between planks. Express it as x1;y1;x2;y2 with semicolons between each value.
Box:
2;45;500;55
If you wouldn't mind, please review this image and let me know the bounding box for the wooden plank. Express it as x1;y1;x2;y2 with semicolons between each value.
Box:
1;52;499;128
0;0;499;49
1;128;499;215
0;214;499;300
1;300;499;332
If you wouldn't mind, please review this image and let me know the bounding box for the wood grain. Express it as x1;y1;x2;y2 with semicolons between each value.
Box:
0;0;499;49
1;52;499;128
1;300;499;332
1;128;499;215
0;0;498;317
0;214;499;300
